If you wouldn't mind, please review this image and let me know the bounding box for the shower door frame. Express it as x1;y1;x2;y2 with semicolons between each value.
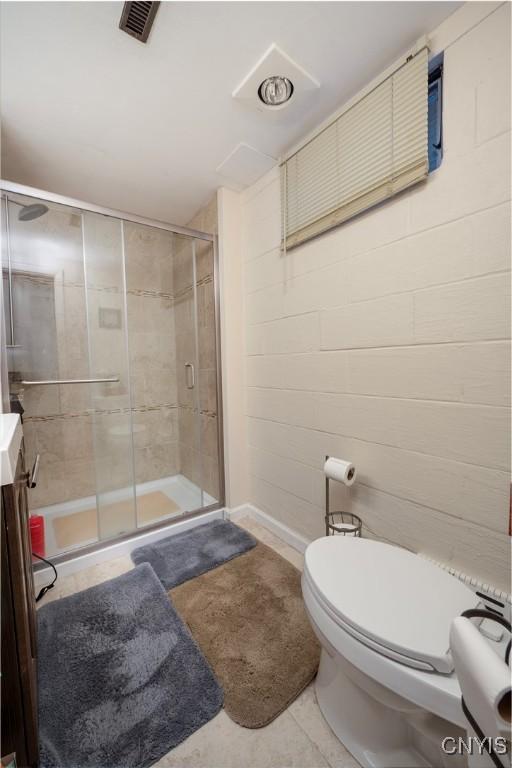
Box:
1;180;225;566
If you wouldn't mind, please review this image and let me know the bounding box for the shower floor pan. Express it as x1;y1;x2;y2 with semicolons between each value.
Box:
33;474;217;559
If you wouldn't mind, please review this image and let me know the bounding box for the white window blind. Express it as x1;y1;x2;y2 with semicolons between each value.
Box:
281;48;429;250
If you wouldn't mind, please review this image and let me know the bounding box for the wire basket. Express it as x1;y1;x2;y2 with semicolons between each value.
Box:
325;511;362;537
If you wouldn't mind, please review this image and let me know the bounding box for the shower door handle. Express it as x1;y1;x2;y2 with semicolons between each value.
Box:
185;363;195;389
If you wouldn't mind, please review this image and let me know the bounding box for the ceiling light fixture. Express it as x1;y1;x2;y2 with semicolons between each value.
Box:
258;76;294;107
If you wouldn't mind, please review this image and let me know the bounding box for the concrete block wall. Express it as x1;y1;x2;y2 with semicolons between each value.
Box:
238;2;511;590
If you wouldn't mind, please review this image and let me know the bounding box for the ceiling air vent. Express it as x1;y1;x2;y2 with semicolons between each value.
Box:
119;1;160;43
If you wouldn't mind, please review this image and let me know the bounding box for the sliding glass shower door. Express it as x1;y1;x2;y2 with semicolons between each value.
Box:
82;211;136;542
3;195;102;556
123;224;203;520
2;189;220;559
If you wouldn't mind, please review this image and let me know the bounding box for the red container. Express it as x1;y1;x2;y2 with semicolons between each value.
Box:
29;514;45;559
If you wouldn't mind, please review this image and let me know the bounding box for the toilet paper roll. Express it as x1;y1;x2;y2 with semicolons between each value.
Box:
324;457;356;486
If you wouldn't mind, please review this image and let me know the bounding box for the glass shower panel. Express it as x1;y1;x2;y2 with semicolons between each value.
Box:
82;212;136;541
124;223;201;525
2;195;99;556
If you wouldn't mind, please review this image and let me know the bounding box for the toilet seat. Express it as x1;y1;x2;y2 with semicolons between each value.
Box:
304;537;477;674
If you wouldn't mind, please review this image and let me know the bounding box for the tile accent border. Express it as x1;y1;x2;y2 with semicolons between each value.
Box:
24;403;179;423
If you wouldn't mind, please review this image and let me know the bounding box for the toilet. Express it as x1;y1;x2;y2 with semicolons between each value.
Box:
302;535;487;768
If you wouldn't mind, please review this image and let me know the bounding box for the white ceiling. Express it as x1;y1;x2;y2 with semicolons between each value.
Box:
0;1;460;225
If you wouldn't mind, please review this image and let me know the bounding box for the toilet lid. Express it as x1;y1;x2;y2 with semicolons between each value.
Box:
304;537;477;673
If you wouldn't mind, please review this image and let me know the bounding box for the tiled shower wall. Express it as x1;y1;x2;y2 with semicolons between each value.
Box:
174;195;220;501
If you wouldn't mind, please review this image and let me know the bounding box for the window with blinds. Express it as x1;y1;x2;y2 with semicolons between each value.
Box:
280;48;429;250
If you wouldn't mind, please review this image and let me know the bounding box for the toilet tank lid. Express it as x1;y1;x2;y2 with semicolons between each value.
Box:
304;537;478;673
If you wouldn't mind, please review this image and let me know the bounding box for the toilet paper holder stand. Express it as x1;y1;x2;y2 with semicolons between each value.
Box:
325;455;362;537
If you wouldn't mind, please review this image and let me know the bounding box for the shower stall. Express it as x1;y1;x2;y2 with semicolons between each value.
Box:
1;181;223;560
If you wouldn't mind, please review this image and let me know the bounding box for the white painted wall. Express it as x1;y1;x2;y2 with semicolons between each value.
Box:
233;2;511;590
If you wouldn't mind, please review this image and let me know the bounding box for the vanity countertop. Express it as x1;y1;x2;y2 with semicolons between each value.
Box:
0;413;22;486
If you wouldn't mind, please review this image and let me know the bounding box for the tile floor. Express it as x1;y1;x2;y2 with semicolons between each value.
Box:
40;516;360;768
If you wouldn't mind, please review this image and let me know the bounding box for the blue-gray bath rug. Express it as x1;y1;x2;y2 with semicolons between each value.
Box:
131;519;257;590
37;563;223;768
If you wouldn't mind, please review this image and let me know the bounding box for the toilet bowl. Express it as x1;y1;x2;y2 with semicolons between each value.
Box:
301;536;482;768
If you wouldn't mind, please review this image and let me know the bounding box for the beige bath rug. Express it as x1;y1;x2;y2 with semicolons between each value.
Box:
171;542;320;728
53;491;180;549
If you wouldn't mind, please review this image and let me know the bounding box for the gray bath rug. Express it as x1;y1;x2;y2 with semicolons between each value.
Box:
37;563;223;768
131;519;257;589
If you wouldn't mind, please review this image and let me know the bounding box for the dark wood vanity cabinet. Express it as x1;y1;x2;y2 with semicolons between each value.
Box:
1;445;39;767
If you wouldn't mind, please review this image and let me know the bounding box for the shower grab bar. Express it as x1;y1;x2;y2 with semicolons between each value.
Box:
21;377;120;386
